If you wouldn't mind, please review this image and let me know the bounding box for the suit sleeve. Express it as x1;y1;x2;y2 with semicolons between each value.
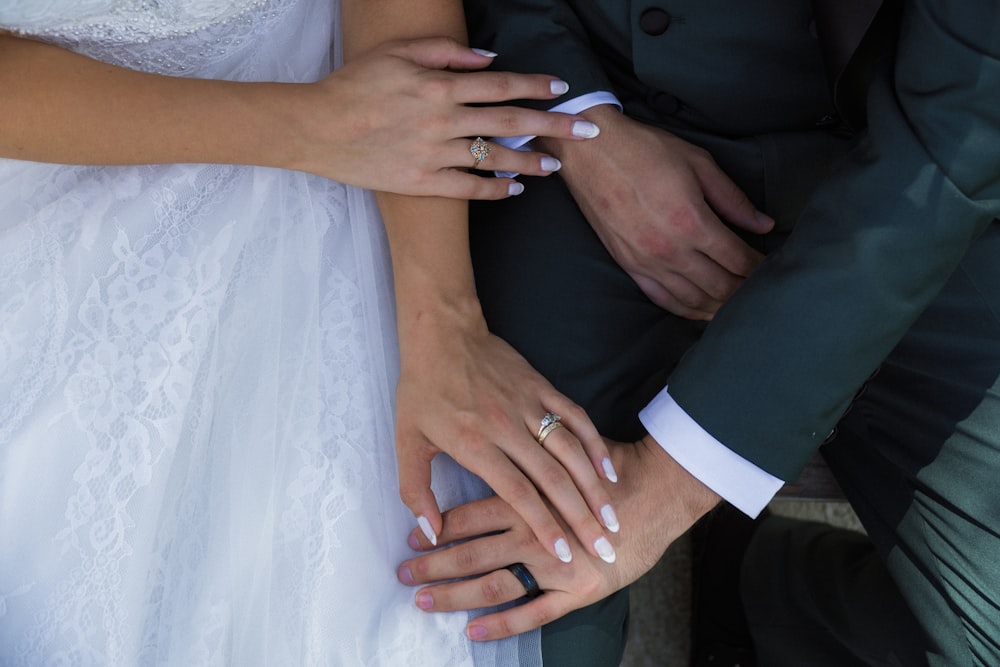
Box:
666;0;1000;480
463;0;615;108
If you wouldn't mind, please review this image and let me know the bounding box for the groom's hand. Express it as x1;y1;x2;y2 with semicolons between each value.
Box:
538;105;774;320
396;436;720;641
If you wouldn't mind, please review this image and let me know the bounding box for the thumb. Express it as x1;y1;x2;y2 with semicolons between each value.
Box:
390;36;496;72
397;434;442;547
697;161;774;235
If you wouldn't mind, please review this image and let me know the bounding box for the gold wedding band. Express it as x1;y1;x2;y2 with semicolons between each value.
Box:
470;137;491;168
536;412;562;445
537;422;563;445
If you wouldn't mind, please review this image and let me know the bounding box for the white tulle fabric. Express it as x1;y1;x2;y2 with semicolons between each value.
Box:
0;1;541;665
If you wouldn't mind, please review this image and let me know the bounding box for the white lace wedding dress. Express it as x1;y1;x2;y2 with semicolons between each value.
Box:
0;1;540;665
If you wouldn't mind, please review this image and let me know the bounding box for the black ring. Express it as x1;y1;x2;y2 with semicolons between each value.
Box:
505;562;542;599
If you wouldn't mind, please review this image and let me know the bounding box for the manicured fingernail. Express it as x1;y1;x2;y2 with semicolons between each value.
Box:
471;48;498;58
468;624;488;640
416;591;434;610
571;121;600;139
594;536;616;563
550;79;570;95
508;182;525;196
540;156;561;172
600;504;620;533
398;565;414;585
555;537;573;563
417;515;437;546
407;531;421;550
602;457;618;483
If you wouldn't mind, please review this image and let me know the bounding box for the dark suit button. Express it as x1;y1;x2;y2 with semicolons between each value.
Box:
639;8;672;36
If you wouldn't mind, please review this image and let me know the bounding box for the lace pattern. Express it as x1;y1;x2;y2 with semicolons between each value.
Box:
0;0;541;664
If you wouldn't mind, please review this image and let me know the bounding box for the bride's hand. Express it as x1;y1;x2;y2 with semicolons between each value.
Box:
394;297;621;565
287;36;599;199
396;437;720;640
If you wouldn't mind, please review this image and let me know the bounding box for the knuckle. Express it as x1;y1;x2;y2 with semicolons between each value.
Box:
495;616;517;638
481;573;510;604
538;462;570;489
455;545;483;571
489;74;515;98
495;111;520;135
562;402;588;424
503;476;538;502
638;226;677;261
523;604;551;629
689;144;714;165
397;485;421;507
422;76;456;101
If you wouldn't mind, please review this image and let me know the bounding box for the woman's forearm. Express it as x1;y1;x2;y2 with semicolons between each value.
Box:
340;0;479;325
0;33;309;169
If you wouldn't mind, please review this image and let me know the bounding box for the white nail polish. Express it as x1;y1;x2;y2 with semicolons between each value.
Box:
571;121;600;139
508;182;525;196
550;79;570;95
602;457;618;483
540;157;561;172
555;538;573;563
594;537;616;564
600;504;620;533
471;48;498;58
417;515;438;546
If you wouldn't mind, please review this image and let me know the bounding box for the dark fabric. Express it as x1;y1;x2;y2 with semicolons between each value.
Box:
465;1;1000;664
539;588;631;667
741;516;924;667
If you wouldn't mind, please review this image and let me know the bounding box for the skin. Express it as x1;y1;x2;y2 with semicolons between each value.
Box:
537;104;775;319
398;436;720;641
342;0;623;564
0;29;569;199
0;1;619;565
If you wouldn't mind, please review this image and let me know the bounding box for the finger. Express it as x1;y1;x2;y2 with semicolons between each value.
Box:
409;496;518;551
635;268;724;316
385;37;498;73
455;105;600;142
401;532;526;585
532;426;618;560
534;428;620;563
396;433;443;546
633;273;716;320
664;236;746;303
449;138;561;177
694;166;772;278
449;70;572;105
414;169;526;200
541;399;616;483
532;418;618;535
465;595;570;641
505;433;614;563
413;568;536;613
459;448;578;563
697;160;774;235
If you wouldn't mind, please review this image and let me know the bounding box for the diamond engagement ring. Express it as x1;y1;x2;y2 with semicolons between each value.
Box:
536;412;562;445
470;137;491;168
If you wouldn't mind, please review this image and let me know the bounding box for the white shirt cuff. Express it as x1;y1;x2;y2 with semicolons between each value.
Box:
493;91;622;178
638;387;784;518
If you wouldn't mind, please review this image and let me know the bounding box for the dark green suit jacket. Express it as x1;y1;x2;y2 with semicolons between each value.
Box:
465;0;1000;481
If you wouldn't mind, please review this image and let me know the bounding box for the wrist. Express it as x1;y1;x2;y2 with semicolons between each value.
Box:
638;434;721;524
396;292;488;361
